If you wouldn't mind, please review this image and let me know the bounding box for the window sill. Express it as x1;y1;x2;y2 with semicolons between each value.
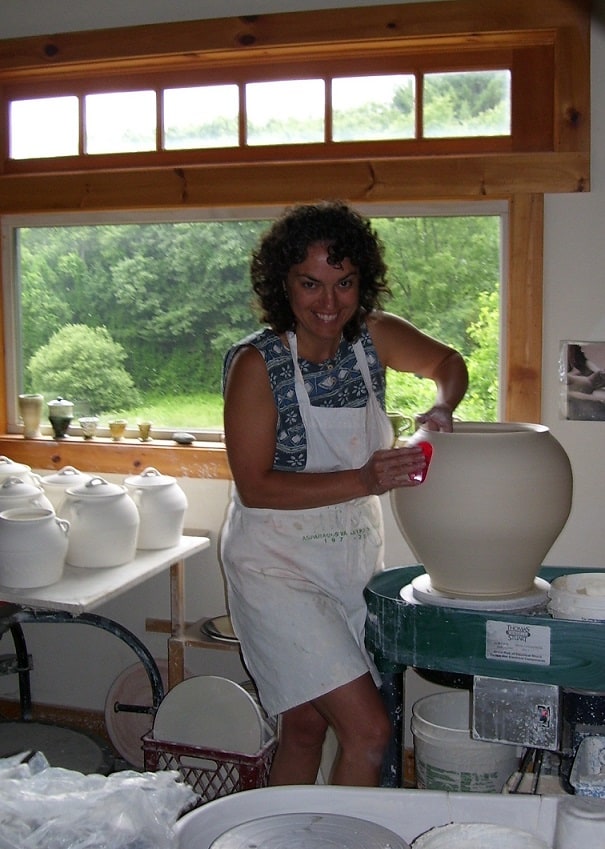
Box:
0;434;232;480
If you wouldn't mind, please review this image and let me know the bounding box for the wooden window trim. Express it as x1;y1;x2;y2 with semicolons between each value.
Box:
0;0;590;479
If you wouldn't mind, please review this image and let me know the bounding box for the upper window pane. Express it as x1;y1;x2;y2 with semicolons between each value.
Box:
10;97;79;159
163;85;239;150
332;75;415;142
423;70;511;138
246;79;325;145
85;91;156;154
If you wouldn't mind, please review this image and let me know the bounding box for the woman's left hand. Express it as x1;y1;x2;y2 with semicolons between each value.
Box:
415;403;455;432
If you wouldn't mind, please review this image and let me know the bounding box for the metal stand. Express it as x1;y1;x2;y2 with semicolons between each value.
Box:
0;605;164;721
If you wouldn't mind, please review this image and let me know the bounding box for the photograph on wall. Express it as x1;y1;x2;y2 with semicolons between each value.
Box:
560;341;605;421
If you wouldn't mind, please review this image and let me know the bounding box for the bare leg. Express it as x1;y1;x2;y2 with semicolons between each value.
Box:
269;701;329;785
268;672;391;787
313;672;391;786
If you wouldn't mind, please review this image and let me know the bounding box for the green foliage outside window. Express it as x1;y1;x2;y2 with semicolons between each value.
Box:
18;214;499;428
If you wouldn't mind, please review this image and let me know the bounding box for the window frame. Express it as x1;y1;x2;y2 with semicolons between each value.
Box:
0;0;590;479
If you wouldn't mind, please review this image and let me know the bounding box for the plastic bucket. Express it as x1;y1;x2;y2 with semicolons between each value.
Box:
548;572;605;621
411;691;519;792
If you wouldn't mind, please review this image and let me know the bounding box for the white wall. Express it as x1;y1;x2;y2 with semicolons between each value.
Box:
0;1;603;739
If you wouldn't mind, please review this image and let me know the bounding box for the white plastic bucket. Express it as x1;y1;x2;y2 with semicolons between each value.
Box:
411;691;519;793
548;572;605;621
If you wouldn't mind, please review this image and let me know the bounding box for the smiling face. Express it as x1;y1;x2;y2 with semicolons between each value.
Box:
284;241;360;361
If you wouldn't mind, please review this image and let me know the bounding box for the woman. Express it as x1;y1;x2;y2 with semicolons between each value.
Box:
220;201;468;786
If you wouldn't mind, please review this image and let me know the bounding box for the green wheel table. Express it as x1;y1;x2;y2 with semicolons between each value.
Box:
364;565;605;787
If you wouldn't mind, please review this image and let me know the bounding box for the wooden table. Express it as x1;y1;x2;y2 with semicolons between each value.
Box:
0;535;210;718
365;564;605;787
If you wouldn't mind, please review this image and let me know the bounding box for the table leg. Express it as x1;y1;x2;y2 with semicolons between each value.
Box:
379;669;405;788
168;559;186;690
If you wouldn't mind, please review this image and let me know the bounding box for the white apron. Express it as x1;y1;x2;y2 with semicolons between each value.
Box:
220;331;393;717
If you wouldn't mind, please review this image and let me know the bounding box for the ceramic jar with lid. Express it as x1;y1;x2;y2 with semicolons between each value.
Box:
0;507;69;588
40;465;92;513
0;476;54;513
124;466;188;549
61;476;140;568
48;396;74;439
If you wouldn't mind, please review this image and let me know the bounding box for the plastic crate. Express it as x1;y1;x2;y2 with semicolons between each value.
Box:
142;733;277;804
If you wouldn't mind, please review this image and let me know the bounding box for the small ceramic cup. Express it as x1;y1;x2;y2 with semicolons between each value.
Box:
138;421;152;441
79;416;99;439
108;419;128;441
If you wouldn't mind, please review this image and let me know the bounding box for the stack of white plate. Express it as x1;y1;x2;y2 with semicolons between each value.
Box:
152;676;271;754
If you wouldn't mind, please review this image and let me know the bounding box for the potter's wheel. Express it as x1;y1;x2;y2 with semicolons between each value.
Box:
209;813;410;849
401;574;550;612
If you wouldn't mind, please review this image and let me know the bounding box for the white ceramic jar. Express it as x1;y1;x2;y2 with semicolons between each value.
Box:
391;422;573;598
61;476;140;568
0;507;69;588
124;466;188;549
40;465;92;513
0;476;54;513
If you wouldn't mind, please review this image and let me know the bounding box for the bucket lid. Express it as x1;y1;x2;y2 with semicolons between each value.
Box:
124;466;176;488
66;476;127;498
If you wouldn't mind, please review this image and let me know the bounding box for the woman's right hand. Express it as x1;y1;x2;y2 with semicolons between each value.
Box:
360;445;427;495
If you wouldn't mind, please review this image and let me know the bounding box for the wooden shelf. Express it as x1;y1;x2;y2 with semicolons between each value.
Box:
145;615;239;652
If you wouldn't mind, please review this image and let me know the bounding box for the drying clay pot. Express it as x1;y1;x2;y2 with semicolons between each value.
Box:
61;476;139;568
124;466;188;549
0;507;69;588
391;422;573;598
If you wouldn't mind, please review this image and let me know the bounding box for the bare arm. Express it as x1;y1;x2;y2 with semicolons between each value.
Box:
223;345;426;509
368;311;468;430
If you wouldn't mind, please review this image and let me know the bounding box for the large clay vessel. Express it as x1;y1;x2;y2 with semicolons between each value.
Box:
391;422;573;598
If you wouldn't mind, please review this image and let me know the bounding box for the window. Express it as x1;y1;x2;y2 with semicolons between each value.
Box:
6;69;512;162
0;1;590;475
4;205;504;439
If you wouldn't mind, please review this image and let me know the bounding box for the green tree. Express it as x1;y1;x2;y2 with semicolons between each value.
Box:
460;290;499;420
27;324;140;414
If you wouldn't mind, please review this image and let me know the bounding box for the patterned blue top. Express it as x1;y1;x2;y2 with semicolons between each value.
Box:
223;325;386;470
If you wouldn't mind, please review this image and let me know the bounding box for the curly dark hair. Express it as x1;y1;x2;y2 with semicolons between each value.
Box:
251;200;390;341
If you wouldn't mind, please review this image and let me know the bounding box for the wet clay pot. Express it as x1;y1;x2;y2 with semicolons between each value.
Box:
391;422;573;598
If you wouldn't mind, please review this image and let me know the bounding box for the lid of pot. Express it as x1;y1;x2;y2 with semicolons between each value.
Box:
124;466;176;488
48;396;74;411
0;455;32;476
66;476;127;498
42;465;92;488
0;476;43;498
